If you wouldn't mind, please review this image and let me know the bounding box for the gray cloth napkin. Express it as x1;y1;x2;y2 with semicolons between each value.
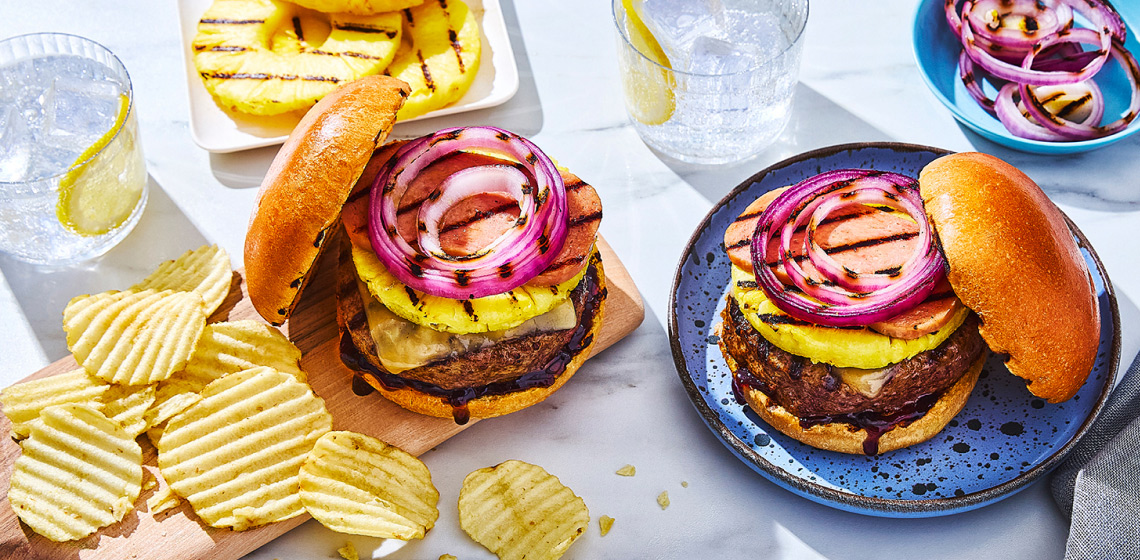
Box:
1050;350;1140;560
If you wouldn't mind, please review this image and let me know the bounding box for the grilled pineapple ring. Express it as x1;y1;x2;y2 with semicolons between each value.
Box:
351;243;587;335
193;0;401;116
386;0;482;120
730;265;969;369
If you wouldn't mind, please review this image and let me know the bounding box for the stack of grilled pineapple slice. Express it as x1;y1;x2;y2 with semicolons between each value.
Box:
193;0;481;118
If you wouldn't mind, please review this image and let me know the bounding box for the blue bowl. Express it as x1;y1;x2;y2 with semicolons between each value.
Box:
668;143;1120;517
913;0;1140;154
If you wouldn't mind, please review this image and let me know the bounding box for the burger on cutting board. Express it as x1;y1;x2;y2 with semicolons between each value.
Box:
718;153;1100;455
244;76;607;425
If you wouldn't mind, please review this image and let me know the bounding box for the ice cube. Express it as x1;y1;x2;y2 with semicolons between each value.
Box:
0;105;32;183
638;0;728;64
41;75;121;152
687;36;757;76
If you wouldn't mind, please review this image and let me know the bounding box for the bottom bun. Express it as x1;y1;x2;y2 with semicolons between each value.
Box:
349;255;607;423
724;349;985;455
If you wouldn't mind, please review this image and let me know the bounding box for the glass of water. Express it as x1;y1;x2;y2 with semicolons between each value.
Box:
0;33;147;266
613;0;809;165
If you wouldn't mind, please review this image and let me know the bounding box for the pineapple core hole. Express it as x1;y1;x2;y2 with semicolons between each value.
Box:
269;8;332;52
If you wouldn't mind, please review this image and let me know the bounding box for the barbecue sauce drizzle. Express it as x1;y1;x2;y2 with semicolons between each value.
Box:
341;259;605;425
731;363;945;456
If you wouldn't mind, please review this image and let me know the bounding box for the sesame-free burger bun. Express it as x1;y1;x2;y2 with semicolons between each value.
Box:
245;75;410;325
919;152;1099;403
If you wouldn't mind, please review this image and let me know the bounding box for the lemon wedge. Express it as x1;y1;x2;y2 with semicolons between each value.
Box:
57;93;145;236
620;0;675;126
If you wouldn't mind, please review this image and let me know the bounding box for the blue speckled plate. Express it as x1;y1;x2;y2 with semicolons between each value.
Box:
912;0;1140;154
668;143;1121;517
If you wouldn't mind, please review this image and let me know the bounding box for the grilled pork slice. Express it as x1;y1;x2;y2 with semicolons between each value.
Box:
193;0;401;115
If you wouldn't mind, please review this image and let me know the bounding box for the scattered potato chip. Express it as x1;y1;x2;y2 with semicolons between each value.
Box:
64;289;207;385
146;484;182;515
183;320;305;381
338;541;359;560
132;244;232;316
615;464;635;477
440;555;457;560
299;431;439;539
157;367;332;530
599;515;614;536
101;382;157;437
657;491;669;510
8;404;143;541
458;460;589;560
0;369;109;438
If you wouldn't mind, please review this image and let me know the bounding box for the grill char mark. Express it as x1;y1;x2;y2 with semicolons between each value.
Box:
333;23;398;38
417;50;436;92
199;71;340;83
200;18;264;24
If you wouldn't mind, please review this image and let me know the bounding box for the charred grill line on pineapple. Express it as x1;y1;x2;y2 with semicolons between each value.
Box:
415;49;436;92
447;28;466;73
200;71;342;83
333;23;399;38
200;18;264;24
195;45;250;52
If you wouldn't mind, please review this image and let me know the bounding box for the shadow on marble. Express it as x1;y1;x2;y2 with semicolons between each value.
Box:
204;0;544;191
208;144;280;190
649;82;894;205
0;176;210;365
956;124;1140;212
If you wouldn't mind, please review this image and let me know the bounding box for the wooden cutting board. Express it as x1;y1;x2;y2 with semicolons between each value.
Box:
0;237;643;560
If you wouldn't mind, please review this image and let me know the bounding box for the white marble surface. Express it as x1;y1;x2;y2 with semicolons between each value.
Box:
2;1;1139;559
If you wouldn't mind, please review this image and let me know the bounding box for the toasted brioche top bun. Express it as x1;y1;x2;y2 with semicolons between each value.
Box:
363;256;607;421
245;75;410;325
919;152;1099;403
726;345;985;455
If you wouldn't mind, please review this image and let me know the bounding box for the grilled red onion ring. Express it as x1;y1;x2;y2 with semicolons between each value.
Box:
995;81;1106;140
750;170;948;327
1018;34;1140;139
368;126;568;299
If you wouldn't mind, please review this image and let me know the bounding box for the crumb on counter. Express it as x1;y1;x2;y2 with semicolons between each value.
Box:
657;491;670;510
599;515;615;536
337;541;359;560
615;464;636;477
681;481;689;488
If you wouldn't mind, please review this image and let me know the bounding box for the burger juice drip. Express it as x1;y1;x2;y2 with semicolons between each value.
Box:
340;259;605;425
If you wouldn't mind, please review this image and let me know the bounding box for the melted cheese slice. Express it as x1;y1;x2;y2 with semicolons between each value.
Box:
357;279;578;374
730;265;969;369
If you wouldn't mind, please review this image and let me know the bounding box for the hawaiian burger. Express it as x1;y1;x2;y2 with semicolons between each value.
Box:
245;76;606;425
717;152;1099;455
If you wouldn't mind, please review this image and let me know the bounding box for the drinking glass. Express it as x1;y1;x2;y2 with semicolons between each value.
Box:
0;33;147;265
614;0;809;164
